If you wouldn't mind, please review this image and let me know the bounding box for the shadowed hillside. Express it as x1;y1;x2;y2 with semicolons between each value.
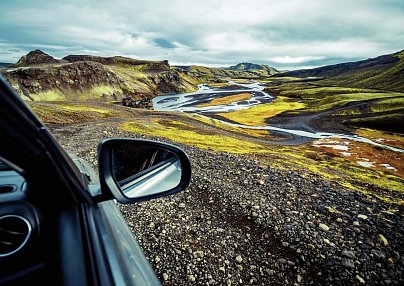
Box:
1;50;201;102
278;50;404;92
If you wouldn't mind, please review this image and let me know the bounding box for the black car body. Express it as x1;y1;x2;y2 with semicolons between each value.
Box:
0;75;192;285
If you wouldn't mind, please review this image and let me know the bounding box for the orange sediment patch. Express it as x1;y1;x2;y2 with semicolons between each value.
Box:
198;93;252;107
312;138;404;178
206;82;232;88
355;128;404;150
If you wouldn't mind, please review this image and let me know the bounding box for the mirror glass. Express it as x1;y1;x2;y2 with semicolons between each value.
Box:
110;142;182;198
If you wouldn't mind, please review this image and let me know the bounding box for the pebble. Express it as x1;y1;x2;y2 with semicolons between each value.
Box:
162;273;169;281
193;251;204;259
356;275;365;284
357;214;368;220
341;250;356;259
378;234;389;246
235;255;243;263
319;223;330;231
341;258;355;269
188;275;196;282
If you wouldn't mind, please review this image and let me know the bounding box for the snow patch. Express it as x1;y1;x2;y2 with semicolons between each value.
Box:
379;164;398;171
357;161;374;168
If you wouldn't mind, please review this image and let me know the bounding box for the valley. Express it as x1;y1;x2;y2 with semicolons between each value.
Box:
1;48;403;285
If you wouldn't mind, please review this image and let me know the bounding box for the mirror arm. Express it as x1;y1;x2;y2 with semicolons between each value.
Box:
97;138;192;204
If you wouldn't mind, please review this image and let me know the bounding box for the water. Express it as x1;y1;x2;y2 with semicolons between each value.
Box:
153;82;403;153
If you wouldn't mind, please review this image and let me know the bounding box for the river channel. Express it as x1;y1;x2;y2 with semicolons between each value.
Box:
153;82;403;153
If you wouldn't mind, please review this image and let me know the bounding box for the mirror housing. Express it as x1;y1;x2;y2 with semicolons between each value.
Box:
97;138;191;204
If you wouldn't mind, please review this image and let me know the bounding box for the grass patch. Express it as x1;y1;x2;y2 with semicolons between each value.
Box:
121;119;269;154
187;114;270;138
32;90;66;101
369;97;404;112
57;104;113;116
198;93;252;107
28;102;120;124
333;108;364;115
355;128;404;149
301;92;401;112
217;96;305;126
207;82;231;88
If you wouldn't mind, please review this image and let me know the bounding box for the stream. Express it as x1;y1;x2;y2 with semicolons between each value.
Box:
153;82;403;153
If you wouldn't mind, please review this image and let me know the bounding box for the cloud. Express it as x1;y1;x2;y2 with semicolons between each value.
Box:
0;0;403;68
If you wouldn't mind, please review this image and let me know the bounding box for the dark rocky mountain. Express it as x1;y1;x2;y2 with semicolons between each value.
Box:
63;55;170;72
1;50;200;101
12;49;64;67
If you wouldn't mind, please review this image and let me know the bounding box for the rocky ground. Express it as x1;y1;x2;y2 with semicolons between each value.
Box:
48;119;404;286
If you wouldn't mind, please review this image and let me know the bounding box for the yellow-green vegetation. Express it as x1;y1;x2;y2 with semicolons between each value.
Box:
206;82;229;87
355;128;404;149
121;119;269;154
280;86;375;98
198;93;252;107
333;108;363;115
187;114;270;138
259;76;304;83
57;104;113;116
31;90;66;101
217;96;305;126
266;82;404;116
303;92;403;112
33;85;127;101
109;65;199;94
369;97;404;112
89;85;120;97
28;102;119;124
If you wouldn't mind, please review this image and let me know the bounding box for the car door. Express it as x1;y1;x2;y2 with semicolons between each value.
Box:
0;75;190;285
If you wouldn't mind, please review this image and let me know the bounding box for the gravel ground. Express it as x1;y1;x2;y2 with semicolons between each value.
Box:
48;120;404;286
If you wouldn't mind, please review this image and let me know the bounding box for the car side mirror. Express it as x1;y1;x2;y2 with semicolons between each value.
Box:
97;138;191;204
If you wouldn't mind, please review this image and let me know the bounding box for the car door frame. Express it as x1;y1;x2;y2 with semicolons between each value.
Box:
0;75;161;286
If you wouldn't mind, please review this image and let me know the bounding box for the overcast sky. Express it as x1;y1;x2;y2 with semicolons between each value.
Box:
1;0;403;69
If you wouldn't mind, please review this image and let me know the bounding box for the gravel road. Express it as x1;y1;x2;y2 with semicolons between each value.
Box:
48;120;404;286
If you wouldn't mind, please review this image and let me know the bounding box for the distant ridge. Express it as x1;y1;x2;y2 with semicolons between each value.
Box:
0;63;12;68
279;50;404;92
175;62;279;78
227;62;278;74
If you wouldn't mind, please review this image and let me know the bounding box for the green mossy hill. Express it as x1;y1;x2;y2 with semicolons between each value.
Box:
228;62;278;75
2;50;200;101
277;50;404;92
177;62;278;79
264;80;404;134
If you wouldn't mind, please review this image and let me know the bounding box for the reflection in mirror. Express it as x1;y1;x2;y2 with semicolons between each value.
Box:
111;143;182;198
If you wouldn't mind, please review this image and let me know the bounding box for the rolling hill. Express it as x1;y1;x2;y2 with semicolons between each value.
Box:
278;50;404;92
176;62;278;79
